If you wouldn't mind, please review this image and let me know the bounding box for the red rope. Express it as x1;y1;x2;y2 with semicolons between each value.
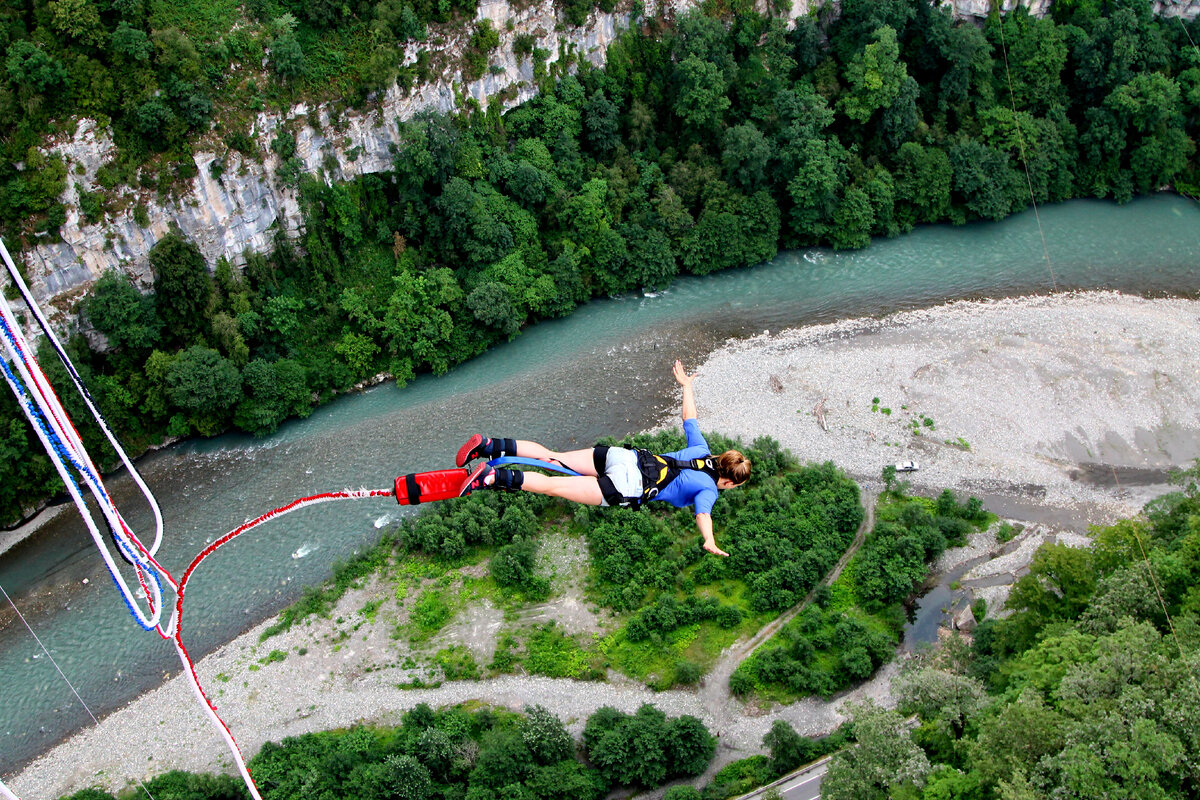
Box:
169;489;394;798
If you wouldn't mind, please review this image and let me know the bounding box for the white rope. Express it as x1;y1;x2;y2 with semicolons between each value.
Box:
0;287;167;628
0;238;165;557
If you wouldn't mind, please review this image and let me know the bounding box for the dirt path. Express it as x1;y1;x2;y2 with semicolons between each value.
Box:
698;491;877;727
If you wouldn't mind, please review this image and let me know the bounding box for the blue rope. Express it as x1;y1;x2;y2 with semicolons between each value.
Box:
0;336;161;630
487;456;582;477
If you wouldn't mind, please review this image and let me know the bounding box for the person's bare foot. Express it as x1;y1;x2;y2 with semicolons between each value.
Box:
702;539;729;557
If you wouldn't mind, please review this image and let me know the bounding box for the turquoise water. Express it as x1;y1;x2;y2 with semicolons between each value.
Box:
1;195;1198;773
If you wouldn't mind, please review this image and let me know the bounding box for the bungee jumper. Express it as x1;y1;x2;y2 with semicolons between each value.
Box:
453;359;749;557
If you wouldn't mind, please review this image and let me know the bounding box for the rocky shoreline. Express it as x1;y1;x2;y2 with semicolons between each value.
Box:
8;291;1200;798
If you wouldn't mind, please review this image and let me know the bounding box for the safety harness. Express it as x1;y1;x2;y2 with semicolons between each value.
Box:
599;447;720;508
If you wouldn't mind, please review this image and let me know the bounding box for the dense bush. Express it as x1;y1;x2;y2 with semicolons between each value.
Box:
732;489;985;700
578;438;860;622
582;704;716;789
52;702;701;800
247;703;606;800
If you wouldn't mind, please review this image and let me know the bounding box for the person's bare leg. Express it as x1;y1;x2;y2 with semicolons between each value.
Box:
514;441;599;476
512;472;605;505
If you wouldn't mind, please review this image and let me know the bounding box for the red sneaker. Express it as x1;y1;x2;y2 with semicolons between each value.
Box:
458;463;495;497
456;434;490;467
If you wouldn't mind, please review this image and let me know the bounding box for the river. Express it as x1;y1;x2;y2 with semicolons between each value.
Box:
2;194;1199;775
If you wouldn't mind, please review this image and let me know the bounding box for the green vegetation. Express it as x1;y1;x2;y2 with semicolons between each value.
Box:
702;719;852;799
252;431;861;689
55;702;717;800
259;648;287;664
820;462;1200;800
582;704;715;790
3;3;1199;525
554;431;863;688
731;488;988;701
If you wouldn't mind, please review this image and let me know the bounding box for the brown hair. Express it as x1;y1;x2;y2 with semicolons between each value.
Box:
715;450;751;485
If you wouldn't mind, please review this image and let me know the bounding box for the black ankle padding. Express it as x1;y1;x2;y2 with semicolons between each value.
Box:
494;469;523;491
497;438;517;457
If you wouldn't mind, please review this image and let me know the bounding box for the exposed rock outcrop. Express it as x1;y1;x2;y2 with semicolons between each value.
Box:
18;0;1200;316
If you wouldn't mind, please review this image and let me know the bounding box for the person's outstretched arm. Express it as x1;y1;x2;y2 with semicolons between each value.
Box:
695;513;728;557
674;359;697;422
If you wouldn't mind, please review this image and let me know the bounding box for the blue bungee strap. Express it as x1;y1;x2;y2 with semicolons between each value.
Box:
487;456;581;476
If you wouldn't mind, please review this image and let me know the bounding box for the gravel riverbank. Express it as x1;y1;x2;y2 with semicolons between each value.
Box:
9;291;1200;798
692;290;1200;523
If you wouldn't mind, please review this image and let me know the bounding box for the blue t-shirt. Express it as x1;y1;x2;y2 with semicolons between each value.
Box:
653;418;719;516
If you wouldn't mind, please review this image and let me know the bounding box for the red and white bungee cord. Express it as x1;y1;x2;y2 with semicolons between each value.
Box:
166;488;393;800
0;239;396;800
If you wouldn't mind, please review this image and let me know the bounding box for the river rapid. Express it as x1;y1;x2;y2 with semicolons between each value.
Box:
2;194;1199;775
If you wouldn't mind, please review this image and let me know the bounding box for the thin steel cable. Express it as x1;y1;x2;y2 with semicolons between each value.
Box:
996;12;1057;292
0;580;159;800
1108;467;1200;701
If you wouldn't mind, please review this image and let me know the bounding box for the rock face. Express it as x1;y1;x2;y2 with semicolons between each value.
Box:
941;0;1053;19
18;0;1200;313
1155;0;1200;18
26;0;614;305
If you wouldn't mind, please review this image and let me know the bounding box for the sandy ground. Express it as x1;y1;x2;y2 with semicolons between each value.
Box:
693;291;1200;521
9;291;1200;799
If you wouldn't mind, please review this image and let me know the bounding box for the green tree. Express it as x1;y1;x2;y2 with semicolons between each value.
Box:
271;32;306;80
234;358;311;436
83;272;162;352
721;122;772;192
583;90;620;155
786;137;844;243
334;331;381;380
764;719;814;775
6;42;69;95
520;705;574;765
382;267;463;383
1105;73;1194;194
829;187;874;250
673;56;730;132
470;728;534;790
663;715;716;777
999;13;1068;114
49;0;106;47
110;22;153;62
1005;543;1097;628
949;139;1020;222
822;702;930;800
491;538;538;588
378;753;432;800
151;234;213;343
971;689;1065;789
837;27;908;124
893;142;952;227
166;346;242;436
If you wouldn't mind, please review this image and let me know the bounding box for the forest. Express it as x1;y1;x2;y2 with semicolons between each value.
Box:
815;462;1200;800
2;0;1199;524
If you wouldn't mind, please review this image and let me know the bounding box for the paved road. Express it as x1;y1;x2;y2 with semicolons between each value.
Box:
779;759;828;800
735;756;831;800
